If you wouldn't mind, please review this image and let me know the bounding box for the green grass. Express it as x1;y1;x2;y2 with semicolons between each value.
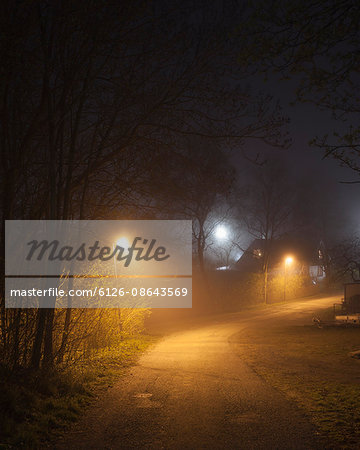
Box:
0;335;158;448
235;308;360;447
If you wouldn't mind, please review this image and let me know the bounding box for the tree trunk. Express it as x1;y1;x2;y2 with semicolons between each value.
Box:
43;309;55;369
31;309;47;369
57;277;73;364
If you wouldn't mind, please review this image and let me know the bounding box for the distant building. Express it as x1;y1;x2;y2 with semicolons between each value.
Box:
232;237;326;282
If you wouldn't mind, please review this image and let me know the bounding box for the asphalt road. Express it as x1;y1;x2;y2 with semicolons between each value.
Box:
56;295;338;450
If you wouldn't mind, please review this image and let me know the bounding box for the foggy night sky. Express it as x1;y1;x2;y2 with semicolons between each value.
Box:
189;0;360;238
236;72;360;235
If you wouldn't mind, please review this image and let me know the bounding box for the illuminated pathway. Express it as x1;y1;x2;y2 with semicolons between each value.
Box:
55;295;337;449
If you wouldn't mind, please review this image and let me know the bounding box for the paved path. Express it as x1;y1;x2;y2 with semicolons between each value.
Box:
56;295;337;449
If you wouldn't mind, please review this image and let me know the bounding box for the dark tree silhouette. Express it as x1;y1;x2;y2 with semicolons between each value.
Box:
240;0;360;181
240;162;294;302
0;1;288;370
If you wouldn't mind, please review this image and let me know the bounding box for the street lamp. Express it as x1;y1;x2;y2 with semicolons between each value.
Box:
113;237;130;276
284;256;293;301
214;224;229;240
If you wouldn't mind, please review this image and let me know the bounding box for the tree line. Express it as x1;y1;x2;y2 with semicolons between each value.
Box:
0;1;286;372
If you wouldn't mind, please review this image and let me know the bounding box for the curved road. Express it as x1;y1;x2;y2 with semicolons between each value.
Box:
56;295;337;449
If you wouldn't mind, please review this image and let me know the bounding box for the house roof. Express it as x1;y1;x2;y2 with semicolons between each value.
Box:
233;237;321;273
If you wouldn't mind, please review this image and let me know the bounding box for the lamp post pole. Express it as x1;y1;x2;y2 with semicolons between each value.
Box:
284;260;287;302
284;256;293;302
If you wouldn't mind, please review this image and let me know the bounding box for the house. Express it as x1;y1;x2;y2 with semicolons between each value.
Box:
232;237;326;282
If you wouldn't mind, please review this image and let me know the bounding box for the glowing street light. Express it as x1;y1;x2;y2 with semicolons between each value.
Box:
214;224;229;241
116;237;130;249
113;237;130;276
285;256;293;266
284;255;294;301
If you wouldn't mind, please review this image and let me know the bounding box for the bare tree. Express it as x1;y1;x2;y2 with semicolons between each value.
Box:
0;1;288;370
240;161;294;302
240;0;360;182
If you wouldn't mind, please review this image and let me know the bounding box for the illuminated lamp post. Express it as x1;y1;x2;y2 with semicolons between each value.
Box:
284;256;293;301
113;237;130;276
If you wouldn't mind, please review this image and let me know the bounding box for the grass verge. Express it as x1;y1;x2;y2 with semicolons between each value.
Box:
0;335;158;449
235;308;360;448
